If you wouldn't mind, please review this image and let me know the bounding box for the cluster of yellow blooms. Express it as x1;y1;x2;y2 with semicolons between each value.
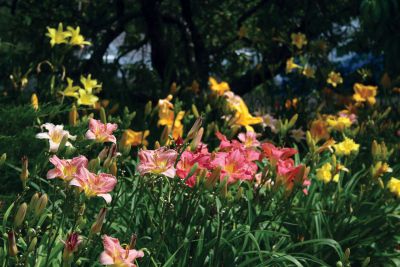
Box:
209;77;263;132
157;94;185;140
62;75;101;107
387;177;400;198
46;23;91;47
333;137;359;156
353;83;377;105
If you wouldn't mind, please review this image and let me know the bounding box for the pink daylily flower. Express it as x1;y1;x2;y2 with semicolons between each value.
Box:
99;235;144;267
211;149;257;184
36;123;76;152
47;155;88;181
85;118;118;143
137;147;178;178
277;159;310;195
238;131;260;148
261;143;298;165
176;148;211;187
70;167;117;203
216;132;261;162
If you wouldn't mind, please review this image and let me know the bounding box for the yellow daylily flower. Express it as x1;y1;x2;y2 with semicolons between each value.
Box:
122;129;150;147
225;92;262;131
326;115;352;132
171;111;185;139
316;162;333;183
67;26;91;47
353;83;377;105
80;74;102;94
286;58;301;73
327;71;343;87
302;65;315;78
291;32;308;49
63;78;81;98
209;77;230;96
46;23;71;47
334;137;359;156
77;89;99;107
372;161;392;179
387;177;400;197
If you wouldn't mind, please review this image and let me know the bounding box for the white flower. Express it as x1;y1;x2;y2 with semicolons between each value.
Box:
36;123;76;152
290;128;305;142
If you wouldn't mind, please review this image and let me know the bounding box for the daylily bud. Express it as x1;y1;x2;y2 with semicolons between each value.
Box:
29;193;39;212
191;104;200;118
144;101;152;117
110;161;117;177
288;114;298;128
8;231;18;257
69;104;78;126
336;262;343;267
185;163;198;182
100;107;107;124
98;147;110;162
190;127;204;151
91;208;107;234
344;248;350;261
27;237;37;253
186;117;203;142
14;202;27;228
361;257;370;267
0;153;6;166
170;82;178;94
88;157;101;172
20;156;29;188
63;232;81;262
206;167;221;189
129;234;137;249
31;93;39;111
57;134;69;154
34;193;48;217
160;126;170;146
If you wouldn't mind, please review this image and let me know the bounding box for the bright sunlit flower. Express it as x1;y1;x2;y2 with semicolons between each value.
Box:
70;167;117;203
316;162;333;183
387;177;400;198
137;147;178;177
291;32;308;49
62;78;80;98
122;129;150;147
36;123;76;152
77;89;99;107
46;23;71;47
327;71;343;87
262;143;297;166
86;118;118;143
47;155;88;181
286;57;301;73
67;26;91;47
209;77;230;95
99;235;144;267
80;74;102;94
353;83;377;105
334;137;359;156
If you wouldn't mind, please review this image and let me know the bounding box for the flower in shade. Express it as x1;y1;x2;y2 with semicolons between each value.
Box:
211;149;257;184
86;118;118;143
46;23;71;47
327;71;343;87
47;155;88;181
137;147;178;178
353;83;377;105
387;177;400;198
62;232;82;261
67;26;91;47
262;114;278;133
286;58;301;73
122;130;150;147
290;128;305;142
209;77;230;95
302;65;315;78
31;93;39;110
334;137;359;156
70;167;117;203
99;235;144;267
36;123;76;152
291;32;308;49
261;143;297;166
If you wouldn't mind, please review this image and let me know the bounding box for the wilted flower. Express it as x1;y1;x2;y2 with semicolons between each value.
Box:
334;137;360;156
327;71;343;87
62;232;82;262
46;23;71;47
262;114;278;133
47;155;88;181
70;167;117;203
85;118;118;144
209;77;230;95
290;128;305;142
353;83;377;105
137;147;178;178
36;123;76;152
99;235;144;267
291;32;307;49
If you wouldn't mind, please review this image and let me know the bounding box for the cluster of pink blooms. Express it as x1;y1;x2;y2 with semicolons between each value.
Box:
138;131;311;194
